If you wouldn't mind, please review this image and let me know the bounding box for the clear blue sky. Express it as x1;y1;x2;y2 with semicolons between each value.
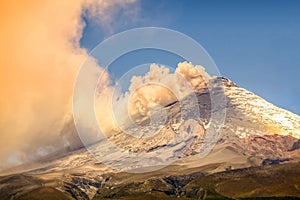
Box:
80;0;300;115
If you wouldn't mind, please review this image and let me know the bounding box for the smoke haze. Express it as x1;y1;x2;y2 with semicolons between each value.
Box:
0;0;139;170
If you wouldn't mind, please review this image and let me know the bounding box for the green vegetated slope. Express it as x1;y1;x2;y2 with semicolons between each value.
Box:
2;162;300;200
15;187;72;200
92;163;300;200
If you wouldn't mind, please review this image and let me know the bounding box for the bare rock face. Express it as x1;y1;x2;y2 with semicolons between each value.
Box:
290;139;300;151
240;134;298;158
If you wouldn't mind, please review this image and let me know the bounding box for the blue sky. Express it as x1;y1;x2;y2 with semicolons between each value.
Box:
80;0;300;115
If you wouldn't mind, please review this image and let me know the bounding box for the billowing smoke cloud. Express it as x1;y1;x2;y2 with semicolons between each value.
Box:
0;0;139;170
95;62;210;135
126;63;209;121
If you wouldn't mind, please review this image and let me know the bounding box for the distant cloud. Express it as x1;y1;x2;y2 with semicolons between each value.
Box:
83;0;140;36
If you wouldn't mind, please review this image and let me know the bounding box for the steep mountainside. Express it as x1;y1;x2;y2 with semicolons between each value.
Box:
1;77;300;200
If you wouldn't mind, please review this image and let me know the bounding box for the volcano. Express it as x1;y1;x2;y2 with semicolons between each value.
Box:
1;77;300;200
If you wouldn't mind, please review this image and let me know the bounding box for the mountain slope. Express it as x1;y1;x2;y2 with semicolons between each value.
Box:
1;77;300;200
